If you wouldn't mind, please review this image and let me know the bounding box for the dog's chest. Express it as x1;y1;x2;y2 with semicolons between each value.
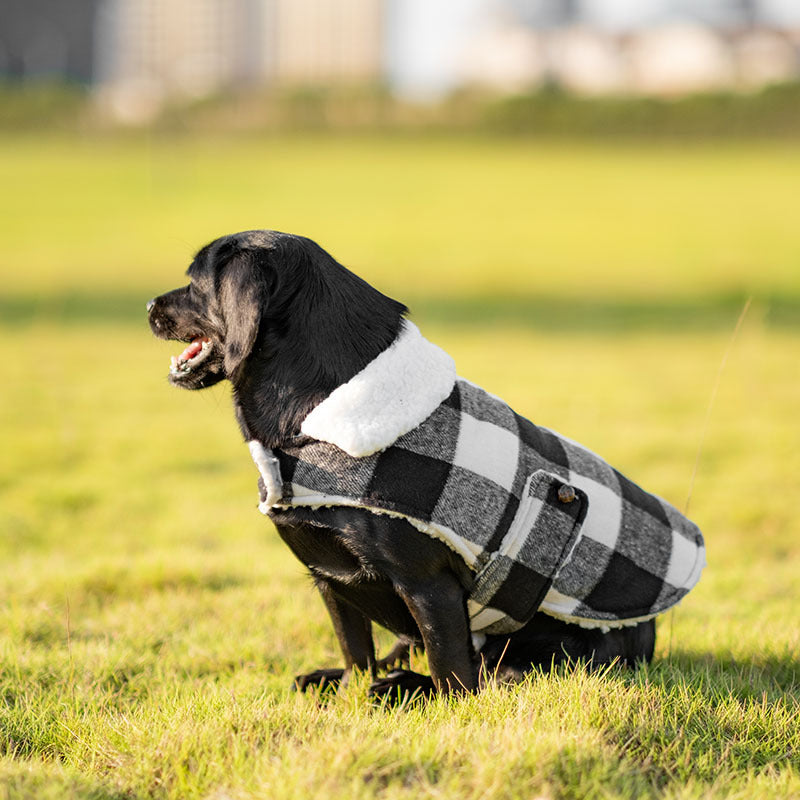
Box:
272;514;381;585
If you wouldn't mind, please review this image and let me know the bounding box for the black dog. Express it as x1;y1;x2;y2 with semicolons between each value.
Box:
148;230;676;702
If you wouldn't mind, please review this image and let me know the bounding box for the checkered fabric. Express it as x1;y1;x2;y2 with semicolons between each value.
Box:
255;378;705;634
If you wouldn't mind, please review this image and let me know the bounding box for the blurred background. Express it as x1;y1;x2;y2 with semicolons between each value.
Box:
3;0;800;298
1;0;800;98
3;0;800;122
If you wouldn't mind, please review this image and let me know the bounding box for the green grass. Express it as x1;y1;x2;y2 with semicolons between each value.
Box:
1;133;798;799
3;133;800;301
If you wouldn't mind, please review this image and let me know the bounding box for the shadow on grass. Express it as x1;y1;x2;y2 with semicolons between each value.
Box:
603;649;800;782
1;290;799;331
408;291;800;331
652;650;799;703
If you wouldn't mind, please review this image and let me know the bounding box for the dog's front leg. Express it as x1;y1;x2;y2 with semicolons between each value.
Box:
370;574;475;702
293;578;376;693
317;578;377;681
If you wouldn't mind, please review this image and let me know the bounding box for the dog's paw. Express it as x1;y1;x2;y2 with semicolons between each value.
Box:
292;668;345;694
368;669;436;707
375;638;417;672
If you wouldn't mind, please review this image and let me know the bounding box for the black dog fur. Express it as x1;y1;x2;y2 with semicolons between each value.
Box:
148;230;655;702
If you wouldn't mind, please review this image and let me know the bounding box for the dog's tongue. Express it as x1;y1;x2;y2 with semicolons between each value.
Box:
179;337;208;362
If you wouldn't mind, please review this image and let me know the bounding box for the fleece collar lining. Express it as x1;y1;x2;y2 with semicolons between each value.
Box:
300;320;456;457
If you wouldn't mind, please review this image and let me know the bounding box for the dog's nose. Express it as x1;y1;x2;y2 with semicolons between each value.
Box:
146;298;156;313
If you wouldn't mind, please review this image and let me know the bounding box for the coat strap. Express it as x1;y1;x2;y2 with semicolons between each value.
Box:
248;440;283;513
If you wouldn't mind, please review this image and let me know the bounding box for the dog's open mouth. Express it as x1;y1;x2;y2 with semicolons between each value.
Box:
169;336;213;376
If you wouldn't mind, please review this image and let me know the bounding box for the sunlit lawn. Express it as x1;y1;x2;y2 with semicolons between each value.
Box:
2;133;800;301
1;133;798;799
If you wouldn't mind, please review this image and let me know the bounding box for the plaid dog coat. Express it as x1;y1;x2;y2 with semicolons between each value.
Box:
250;322;705;634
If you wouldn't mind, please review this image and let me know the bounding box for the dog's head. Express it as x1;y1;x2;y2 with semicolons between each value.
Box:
148;230;407;441
148;231;275;391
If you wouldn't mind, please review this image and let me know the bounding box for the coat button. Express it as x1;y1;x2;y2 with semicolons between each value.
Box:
558;484;576;503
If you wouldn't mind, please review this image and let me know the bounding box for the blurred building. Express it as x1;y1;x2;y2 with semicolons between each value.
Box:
271;0;383;84
94;0;262;120
1;0;800;113
95;0;383;120
445;0;800;97
0;0;102;82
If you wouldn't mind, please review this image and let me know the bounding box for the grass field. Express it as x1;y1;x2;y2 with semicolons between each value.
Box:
1;133;798;799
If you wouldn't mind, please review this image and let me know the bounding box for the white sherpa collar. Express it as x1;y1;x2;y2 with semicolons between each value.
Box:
300;320;456;457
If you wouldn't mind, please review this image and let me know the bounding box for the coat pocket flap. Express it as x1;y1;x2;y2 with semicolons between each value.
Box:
469;470;588;632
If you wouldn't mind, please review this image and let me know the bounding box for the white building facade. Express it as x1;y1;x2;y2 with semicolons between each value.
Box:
95;0;383;120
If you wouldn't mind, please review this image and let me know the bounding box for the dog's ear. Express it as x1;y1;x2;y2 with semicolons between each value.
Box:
218;249;269;377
